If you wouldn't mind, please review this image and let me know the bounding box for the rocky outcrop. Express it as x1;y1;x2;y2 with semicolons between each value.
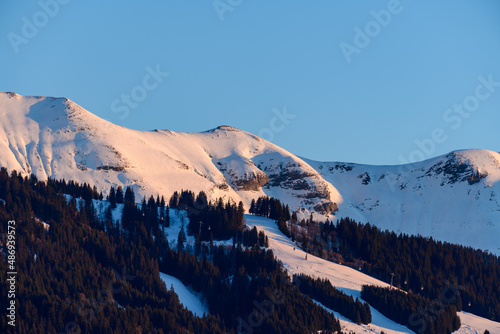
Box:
96;165;125;172
314;201;338;215
263;159;331;200
426;153;488;185
214;156;269;191
231;172;269;191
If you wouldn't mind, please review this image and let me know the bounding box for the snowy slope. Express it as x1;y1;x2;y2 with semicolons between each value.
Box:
245;214;500;334
245;214;414;334
456;311;500;333
159;272;208;317
1;92;500;255
305;150;500;255
313;300;414;334
0;92;337;218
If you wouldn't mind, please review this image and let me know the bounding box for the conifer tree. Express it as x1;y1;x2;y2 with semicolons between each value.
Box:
177;225;186;252
109;186;117;208
116;186;124;203
124;186;135;204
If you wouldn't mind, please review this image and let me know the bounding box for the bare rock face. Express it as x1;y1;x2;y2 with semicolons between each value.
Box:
426;152;489;185
213;151;337;217
313;201;338;215
267;167;315;190
214;155;269;191
250;154;337;217
261;158;331;199
232;172;269;191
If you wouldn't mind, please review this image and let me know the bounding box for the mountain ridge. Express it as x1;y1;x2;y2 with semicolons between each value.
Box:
1;92;499;254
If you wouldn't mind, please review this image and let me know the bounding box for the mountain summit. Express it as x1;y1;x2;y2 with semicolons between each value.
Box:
1;92;499;254
0;92;339;216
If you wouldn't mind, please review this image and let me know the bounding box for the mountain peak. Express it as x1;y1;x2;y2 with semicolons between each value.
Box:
0;92;99;126
0;91;69;101
441;149;500;176
212;125;241;132
2;92;21;99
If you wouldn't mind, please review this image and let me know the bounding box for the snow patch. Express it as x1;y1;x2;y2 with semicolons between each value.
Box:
159;272;208;317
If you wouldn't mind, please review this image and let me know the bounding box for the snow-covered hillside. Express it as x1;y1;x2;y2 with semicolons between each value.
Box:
246;214;500;334
1;92;499;255
159;272;208;317
0;92;337;218
305;149;500;255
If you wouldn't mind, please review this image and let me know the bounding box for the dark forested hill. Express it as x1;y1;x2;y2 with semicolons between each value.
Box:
0;169;341;333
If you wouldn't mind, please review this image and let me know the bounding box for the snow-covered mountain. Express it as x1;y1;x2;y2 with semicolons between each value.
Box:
1;92;499;254
0;92;339;216
306;150;500;255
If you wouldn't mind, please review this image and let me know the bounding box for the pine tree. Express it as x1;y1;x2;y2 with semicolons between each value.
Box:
109;186;117;208
237;201;244;224
169;191;179;208
124;186;135;204
165;207;170;227
195;235;201;257
250;199;256;214
177;225;186;252
116;186;124;203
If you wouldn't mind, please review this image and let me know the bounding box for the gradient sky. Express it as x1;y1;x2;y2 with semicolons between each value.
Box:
1;1;500;165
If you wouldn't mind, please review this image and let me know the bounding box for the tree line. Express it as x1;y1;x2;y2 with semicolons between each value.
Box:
168;190;245;241
298;217;500;322
293;274;371;324
250;196;292;238
248;194;500;325
0;169;225;333
361;285;461;334
0;169;344;333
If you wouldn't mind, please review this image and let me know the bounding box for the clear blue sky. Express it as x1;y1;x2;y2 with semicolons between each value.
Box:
1;1;499;165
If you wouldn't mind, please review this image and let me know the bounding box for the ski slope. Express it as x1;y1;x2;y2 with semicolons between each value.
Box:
245;214;413;334
245;214;500;334
456;312;500;333
55;194;500;333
